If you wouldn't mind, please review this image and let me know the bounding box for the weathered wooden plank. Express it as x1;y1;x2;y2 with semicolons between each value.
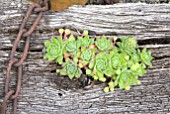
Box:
1;2;170;38
0;1;170;114
1;69;170;114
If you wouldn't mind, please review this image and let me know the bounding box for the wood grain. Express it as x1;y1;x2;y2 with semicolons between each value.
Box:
0;1;170;114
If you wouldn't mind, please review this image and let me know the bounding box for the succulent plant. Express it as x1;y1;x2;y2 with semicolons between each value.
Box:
126;36;138;48
130;63;146;76
44;36;64;64
65;35;80;55
89;53;108;81
117;36;137;56
79;48;94;67
140;48;153;67
44;29;153;92
57;61;82;79
95;35;112;51
112;54;127;69
78;33;94;47
113;69;142;90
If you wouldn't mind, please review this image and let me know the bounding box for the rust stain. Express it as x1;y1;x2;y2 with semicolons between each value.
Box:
28;0;87;11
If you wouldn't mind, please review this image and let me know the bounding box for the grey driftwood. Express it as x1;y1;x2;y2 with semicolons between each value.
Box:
0;1;170;114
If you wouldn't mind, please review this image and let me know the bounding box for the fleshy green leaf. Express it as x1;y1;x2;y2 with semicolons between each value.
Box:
83;30;88;36
140;48;153;67
56;56;63;64
44;41;50;47
86;69;91;75
73;57;78;63
125;85;130;90
68;34;75;41
108;81;114;88
104;87;110;92
51;37;58;43
99;77;106;82
68;73;74;79
57;69;67;75
104;69;113;77
93;75;98;80
89;61;94;69
110;87;114;92
97;71;103;78
78;62;84;68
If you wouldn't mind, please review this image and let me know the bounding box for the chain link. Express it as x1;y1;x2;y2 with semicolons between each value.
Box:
1;0;49;114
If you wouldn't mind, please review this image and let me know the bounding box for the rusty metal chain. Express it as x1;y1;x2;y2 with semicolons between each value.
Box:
1;0;49;114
